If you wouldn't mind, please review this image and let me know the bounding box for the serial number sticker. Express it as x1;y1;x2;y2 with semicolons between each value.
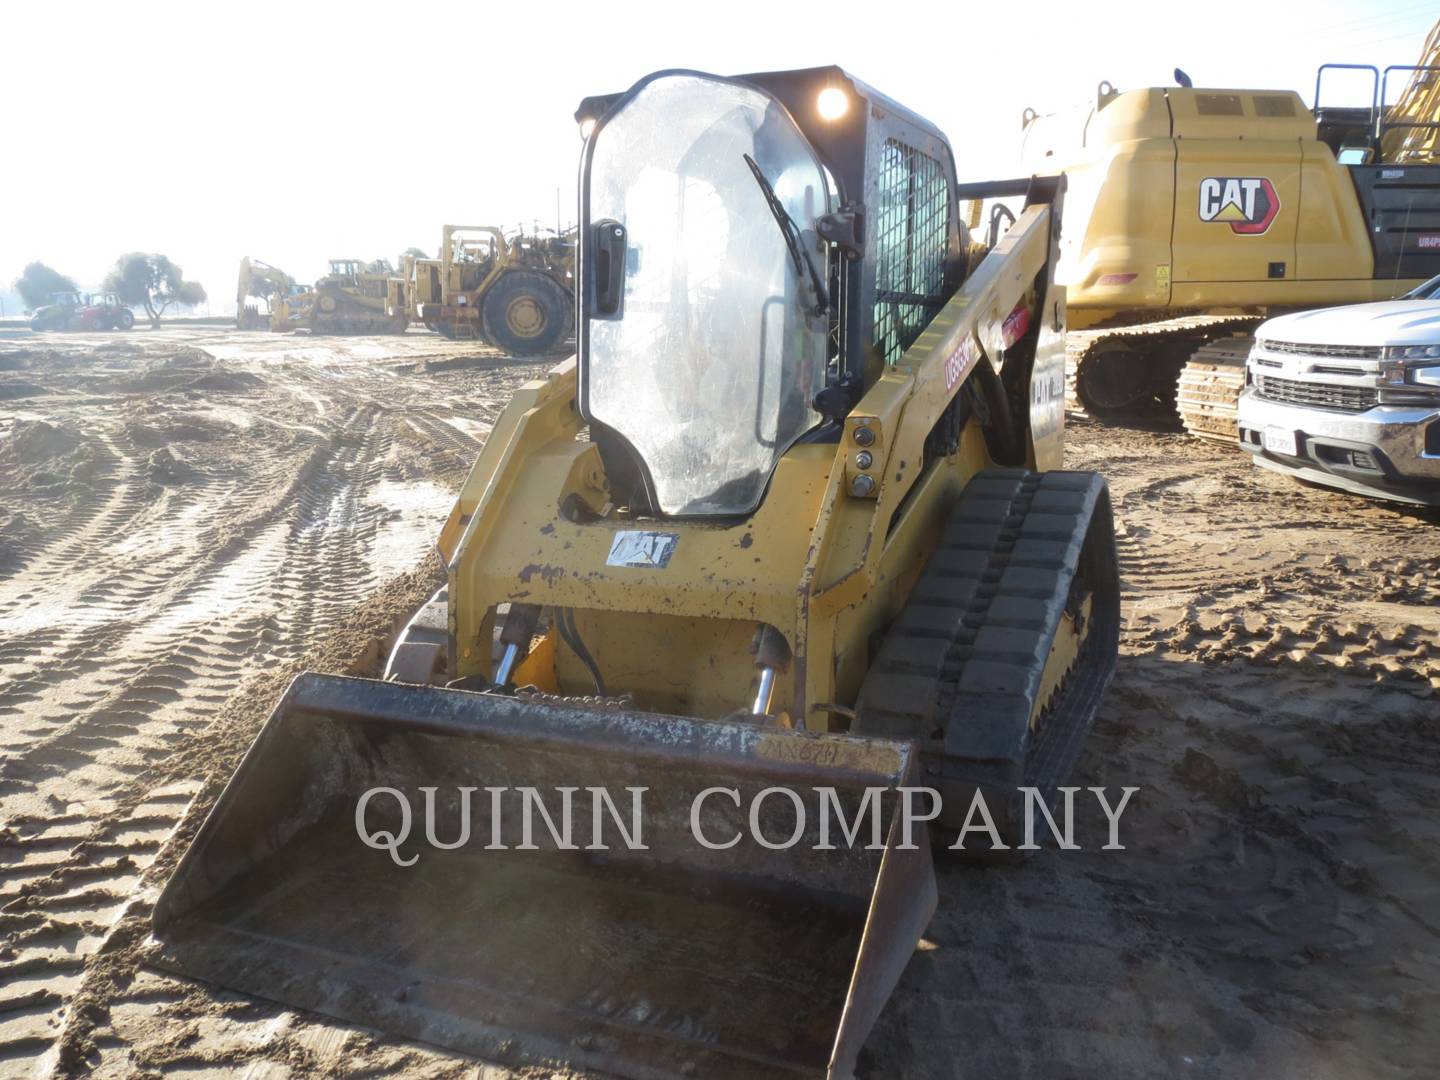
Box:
755;733;903;777
1382;169;1405;179
607;530;679;569
944;333;981;392
1263;427;1298;457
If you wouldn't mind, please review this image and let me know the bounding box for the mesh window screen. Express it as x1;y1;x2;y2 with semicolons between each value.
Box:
873;139;950;366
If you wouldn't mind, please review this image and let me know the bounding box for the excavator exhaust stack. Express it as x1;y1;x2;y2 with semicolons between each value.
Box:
152;674;936;1079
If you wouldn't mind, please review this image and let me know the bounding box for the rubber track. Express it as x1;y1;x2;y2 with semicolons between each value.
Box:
855;468;1119;829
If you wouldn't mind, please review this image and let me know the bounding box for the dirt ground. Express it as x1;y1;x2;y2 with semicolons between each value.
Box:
1;327;1437;1080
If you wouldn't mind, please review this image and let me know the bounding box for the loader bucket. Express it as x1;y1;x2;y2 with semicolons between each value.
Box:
151;674;936;1079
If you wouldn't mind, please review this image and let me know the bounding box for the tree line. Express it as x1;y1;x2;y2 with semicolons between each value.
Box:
14;255;207;328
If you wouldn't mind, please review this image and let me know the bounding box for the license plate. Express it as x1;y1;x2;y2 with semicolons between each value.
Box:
1263;427;1298;456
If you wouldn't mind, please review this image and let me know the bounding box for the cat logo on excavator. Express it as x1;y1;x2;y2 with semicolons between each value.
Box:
1198;176;1280;235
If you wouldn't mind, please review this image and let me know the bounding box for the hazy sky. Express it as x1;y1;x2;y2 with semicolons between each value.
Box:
3;0;1434;313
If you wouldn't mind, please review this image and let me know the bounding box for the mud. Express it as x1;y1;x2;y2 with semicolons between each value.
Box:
1;333;1437;1079
0;327;558;1078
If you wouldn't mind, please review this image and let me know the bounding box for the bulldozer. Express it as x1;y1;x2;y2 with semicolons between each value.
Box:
240;257;409;334
296;258;410;335
151;66;1120;1079
1020;26;1440;440
415;223;575;354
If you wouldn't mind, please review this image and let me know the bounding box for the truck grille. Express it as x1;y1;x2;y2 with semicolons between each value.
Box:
1254;374;1378;413
1257;339;1384;360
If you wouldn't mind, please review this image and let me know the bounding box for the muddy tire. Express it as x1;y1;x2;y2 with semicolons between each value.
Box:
481;271;572;356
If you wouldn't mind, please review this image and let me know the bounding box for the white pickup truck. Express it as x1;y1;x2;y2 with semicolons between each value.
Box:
1237;274;1440;505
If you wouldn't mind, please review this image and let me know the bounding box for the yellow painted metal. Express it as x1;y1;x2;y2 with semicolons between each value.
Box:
441;205;1059;730
407;257;443;319
511;627;558;691
1381;18;1440;164
250;258;409;334
1028;89;1175;313
1171;137;1299;283
421;224;574;336
1032;593;1092;730
1032;83;1427;326
306;259;408;332
235;257;308;331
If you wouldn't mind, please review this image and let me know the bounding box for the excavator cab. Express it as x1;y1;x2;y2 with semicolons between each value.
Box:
152;66;1115;1080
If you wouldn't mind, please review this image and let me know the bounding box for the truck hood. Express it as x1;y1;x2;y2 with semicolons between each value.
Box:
1258;301;1440;347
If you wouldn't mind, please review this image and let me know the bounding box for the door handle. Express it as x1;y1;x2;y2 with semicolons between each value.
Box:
589;219;627;318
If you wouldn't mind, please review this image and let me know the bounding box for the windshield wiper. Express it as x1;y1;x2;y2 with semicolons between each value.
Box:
743;153;830;317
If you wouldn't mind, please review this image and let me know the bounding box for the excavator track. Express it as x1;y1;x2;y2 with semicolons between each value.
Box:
1065;314;1261;424
855;468;1120;841
1176;336;1255;443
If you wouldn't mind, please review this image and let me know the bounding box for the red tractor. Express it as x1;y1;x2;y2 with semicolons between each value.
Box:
74;292;136;330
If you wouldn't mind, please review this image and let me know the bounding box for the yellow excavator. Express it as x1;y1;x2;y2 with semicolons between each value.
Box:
151;67;1119;1079
414;224;574;354
235;257;309;331
1020;22;1440;439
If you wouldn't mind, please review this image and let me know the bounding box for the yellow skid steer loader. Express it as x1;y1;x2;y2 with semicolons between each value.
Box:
152;67;1120;1079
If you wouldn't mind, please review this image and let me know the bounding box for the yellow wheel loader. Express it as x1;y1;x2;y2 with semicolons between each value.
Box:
152;67;1120;1079
1019;31;1440;440
416;224;575;354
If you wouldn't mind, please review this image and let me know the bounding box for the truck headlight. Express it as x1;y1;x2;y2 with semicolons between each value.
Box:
1383;343;1440;360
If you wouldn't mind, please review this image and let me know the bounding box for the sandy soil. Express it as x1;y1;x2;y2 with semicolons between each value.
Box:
1;329;1437;1079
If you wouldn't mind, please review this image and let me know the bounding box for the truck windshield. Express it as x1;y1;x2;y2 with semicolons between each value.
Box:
584;74;830;517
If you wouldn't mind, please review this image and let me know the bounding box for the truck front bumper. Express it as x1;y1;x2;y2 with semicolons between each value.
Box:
1237;390;1440;505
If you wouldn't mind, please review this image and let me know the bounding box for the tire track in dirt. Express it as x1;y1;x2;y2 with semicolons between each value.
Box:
1;335;543;1074
1065;420;1440;692
1090;660;1440;1078
4;340;1435;1079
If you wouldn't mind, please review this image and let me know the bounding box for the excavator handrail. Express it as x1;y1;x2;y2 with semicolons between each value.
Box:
1379;63;1440;159
1313;62;1380;126
953;174;1063;201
